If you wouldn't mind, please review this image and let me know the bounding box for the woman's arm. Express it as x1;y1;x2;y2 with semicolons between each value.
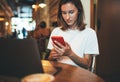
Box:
52;40;93;69
68;52;93;69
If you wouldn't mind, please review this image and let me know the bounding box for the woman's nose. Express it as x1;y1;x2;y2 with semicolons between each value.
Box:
66;13;70;20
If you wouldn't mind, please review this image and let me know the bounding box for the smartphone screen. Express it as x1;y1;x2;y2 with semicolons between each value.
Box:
51;36;65;47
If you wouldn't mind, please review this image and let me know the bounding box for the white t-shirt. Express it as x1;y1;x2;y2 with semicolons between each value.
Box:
47;27;99;66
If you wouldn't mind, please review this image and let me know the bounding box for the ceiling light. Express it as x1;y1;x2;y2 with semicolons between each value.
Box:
39;0;46;8
39;3;46;8
32;4;36;8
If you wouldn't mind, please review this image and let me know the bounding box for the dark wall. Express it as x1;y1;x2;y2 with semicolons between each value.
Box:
96;0;120;81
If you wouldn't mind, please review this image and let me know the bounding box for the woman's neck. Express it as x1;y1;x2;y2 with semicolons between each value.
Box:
69;24;78;30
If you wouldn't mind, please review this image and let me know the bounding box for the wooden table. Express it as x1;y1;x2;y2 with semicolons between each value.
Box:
42;60;105;82
0;60;105;82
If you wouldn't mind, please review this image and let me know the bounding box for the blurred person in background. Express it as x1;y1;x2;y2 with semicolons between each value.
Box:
33;21;51;59
22;27;27;39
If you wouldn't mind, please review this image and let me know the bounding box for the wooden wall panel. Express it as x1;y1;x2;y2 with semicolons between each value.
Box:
49;0;60;22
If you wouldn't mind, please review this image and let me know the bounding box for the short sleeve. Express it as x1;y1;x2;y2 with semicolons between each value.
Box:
84;30;99;55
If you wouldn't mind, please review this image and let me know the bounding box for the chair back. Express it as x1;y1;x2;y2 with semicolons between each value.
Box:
0;39;44;78
89;55;96;73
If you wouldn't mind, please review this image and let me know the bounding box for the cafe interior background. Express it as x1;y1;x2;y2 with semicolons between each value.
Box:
0;0;120;82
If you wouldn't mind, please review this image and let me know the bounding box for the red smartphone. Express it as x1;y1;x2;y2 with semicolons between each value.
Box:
51;36;66;47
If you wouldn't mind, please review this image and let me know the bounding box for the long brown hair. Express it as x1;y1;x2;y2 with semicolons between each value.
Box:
57;0;86;31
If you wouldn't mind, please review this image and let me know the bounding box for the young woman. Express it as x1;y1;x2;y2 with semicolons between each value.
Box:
47;0;99;69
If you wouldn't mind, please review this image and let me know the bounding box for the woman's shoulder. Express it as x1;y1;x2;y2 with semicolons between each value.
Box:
84;27;96;33
81;27;97;36
50;27;63;35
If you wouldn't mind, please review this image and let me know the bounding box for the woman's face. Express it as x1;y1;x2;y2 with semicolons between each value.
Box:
61;2;78;28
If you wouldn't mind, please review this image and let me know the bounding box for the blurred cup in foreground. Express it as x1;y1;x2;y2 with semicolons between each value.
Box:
21;73;55;82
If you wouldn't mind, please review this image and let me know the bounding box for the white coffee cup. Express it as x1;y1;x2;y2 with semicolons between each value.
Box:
21;73;55;82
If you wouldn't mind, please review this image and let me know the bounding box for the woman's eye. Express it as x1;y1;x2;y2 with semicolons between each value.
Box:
62;11;67;14
69;11;74;14
61;10;74;15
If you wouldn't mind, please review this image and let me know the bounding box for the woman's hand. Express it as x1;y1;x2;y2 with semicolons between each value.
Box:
49;48;61;60
53;40;73;56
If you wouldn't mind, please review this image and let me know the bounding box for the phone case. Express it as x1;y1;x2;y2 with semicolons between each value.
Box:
51;36;65;47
